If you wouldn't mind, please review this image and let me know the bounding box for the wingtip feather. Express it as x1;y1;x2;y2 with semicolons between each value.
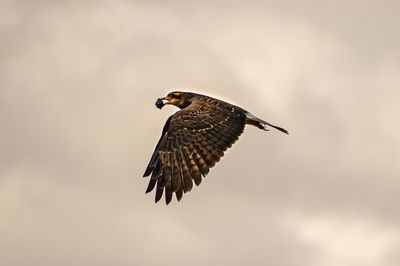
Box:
143;167;152;177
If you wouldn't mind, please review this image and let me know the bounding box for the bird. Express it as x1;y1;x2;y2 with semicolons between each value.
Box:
143;91;288;204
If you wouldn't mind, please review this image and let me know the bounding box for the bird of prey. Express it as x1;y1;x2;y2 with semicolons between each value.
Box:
143;91;288;204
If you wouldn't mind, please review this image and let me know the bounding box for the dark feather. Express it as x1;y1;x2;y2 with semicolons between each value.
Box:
165;183;173;205
145;179;156;193
179;149;193;193
143;116;173;177
170;152;181;193
155;180;163;203
176;186;183;201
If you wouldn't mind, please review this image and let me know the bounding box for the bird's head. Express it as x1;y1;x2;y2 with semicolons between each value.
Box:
155;91;194;109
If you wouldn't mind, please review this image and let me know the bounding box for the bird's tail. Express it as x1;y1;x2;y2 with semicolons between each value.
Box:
245;112;288;134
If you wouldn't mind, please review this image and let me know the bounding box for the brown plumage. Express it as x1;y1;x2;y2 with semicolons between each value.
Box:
143;91;288;204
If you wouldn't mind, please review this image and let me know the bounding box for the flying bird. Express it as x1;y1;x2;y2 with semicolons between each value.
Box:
143;91;288;204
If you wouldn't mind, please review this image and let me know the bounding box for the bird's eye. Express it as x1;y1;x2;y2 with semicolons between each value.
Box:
170;93;181;99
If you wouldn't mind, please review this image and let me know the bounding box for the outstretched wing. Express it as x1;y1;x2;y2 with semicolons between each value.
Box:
143;98;247;204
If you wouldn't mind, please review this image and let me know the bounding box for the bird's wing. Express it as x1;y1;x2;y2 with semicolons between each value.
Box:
143;99;247;204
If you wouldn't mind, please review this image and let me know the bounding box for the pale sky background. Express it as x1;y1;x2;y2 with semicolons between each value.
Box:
1;1;400;266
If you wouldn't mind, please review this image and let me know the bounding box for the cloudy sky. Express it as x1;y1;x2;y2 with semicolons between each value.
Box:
1;1;400;265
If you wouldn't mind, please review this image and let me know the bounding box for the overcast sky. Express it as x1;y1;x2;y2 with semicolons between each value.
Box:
1;1;400;266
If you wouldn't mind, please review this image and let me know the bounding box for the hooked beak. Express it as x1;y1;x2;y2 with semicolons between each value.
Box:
155;96;172;109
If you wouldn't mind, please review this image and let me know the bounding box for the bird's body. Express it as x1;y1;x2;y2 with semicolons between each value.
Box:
143;91;287;204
